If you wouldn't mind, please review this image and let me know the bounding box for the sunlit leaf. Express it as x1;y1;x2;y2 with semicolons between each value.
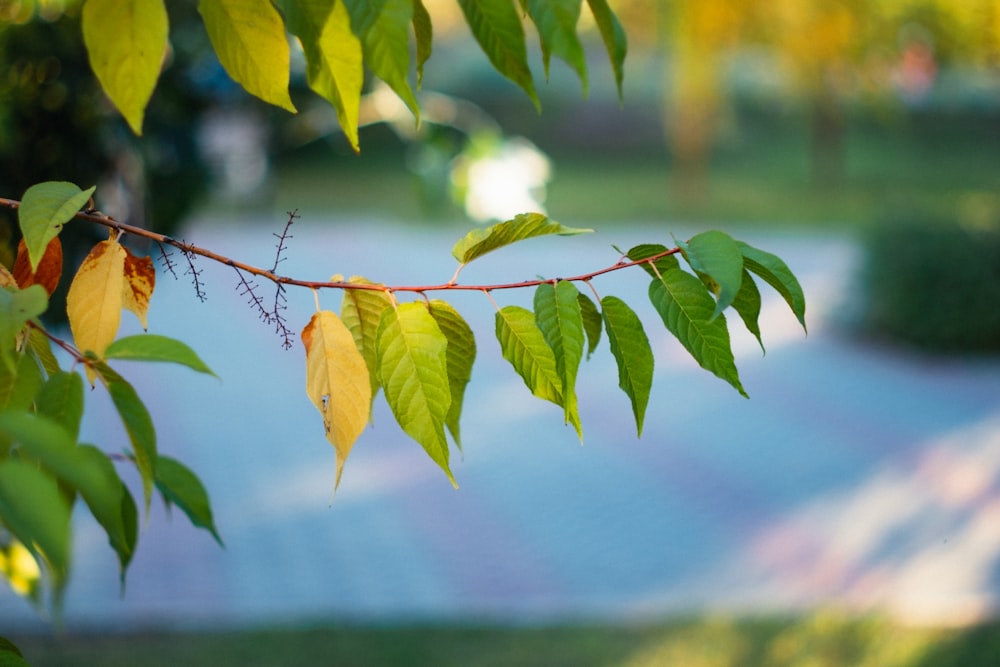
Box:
0;540;42;607
738;241;807;332
585;0;626;100
452;213;592;264
577;292;602;359
456;0;539;109
344;0;419;119
66;240;126;382
82;0;167;134
285;0;364;152
649;270;747;397
377;303;455;486
17;182;95;272
680;230;744;319
601;295;653;436
0;459;72;601
341;277;392;405
302;310;372;489
90;360;157;513
428;300;475;450
731;269;764;353
13;238;62;297
495;305;562;404
524;0;587;90
105;334;216;376
534;280;584;438
155;455;224;547
198;0;296;112
412;0;432;87
122;248;155;330
625;243;680;279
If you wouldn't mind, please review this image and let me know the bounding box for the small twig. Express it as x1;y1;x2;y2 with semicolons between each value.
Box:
271;209;298;273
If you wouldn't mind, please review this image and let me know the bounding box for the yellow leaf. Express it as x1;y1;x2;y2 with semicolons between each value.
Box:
198;0;297;113
122;247;155;330
0;264;16;288
82;0;168;134
67;240;126;383
302;310;372;489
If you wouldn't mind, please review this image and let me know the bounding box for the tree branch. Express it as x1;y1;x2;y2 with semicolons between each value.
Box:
0;197;680;294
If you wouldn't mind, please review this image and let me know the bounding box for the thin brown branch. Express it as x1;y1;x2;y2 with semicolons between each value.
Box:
0;197;680;294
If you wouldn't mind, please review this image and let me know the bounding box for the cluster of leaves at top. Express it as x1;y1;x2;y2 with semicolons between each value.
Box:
305;212;807;489
1;181;221;616
83;0;626;147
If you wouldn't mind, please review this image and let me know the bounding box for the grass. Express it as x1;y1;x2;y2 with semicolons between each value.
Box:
254;106;1000;231
8;613;1000;666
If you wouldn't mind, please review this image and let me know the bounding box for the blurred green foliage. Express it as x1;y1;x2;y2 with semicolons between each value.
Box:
8;612;1000;667
859;200;1000;352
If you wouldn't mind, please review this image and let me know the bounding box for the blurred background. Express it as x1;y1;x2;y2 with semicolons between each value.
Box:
3;0;1000;664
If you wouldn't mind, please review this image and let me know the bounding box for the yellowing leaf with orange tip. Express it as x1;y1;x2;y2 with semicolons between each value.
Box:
67;240;126;383
302;310;372;490
122;248;155;330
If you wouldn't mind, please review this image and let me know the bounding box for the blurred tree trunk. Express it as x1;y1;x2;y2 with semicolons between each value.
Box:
809;76;846;188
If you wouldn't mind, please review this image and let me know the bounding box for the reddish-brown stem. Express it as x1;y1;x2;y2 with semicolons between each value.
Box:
26;320;90;368
0;197;680;293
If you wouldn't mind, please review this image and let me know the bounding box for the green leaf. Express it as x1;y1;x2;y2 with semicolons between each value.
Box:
494;305;562;404
82;0;168;134
284;0;364;152
577;292;602;359
0;412;136;578
18;182;95;272
78;445;137;579
680;230;745;319
0;637;28;667
731;269;764;353
534;281;584;438
105;334;216;376
412;0;433;88
0;286;47;372
625;243;680;279
344;0;419;119
0;351;42;415
452;213;592;264
341;278;392;406
377;303;455;486
585;0;626;101
27;326;61;376
524;0;587;91
456;0;539;109
155;455;224;547
198;0;297;112
649;270;747;397
35;371;84;439
91;359;157;513
601;296;653;436
0;459;72;598
428;300;476;451
738;241;808;332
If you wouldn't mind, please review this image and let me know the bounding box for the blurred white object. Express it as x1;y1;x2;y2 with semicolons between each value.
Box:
452;135;552;223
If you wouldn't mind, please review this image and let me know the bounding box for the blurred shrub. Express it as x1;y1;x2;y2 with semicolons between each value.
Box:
858;199;1000;352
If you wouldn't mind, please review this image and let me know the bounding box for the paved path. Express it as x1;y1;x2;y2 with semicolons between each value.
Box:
3;219;1000;632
